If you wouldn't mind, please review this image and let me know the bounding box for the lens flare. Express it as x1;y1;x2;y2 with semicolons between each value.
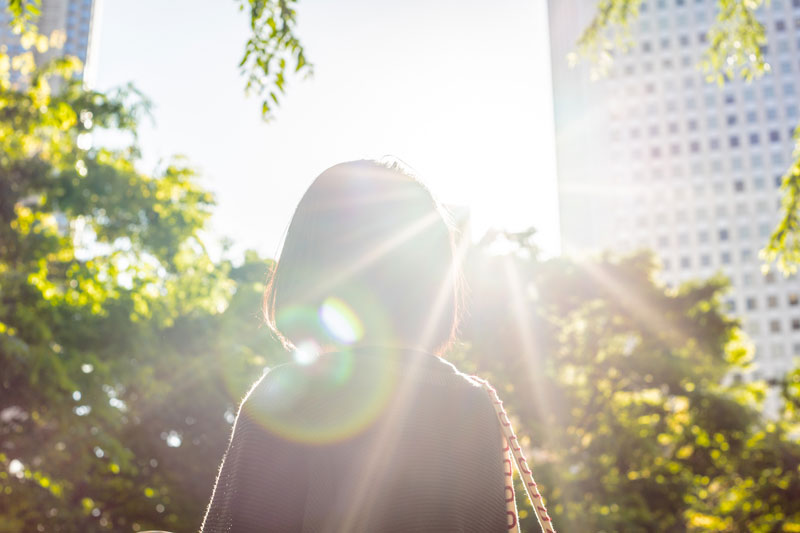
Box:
293;339;321;365
243;349;399;445
319;297;364;344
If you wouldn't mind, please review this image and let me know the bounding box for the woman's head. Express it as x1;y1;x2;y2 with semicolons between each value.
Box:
264;159;460;355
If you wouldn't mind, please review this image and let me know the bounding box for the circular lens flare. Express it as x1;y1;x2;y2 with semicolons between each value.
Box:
319;297;364;344
293;339;321;365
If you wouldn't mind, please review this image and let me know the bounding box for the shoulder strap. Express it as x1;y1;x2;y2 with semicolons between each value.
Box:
471;376;556;533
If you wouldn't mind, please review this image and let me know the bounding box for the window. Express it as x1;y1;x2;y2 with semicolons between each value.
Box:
739;226;751;239
642;41;652;53
777;20;787;32
793;318;800;331
709;138;720;150
729;136;740;148
727;115;737;126
668;122;679;134
746;297;758;310
746;110;758;123
719;228;730;241
770;130;781;142
771;344;786;358
767;108;779;120
721;251;732;264
679;34;690;47
724;93;736;105
700;254;711;266
688;119;698;131
770;319;782;333
698;230;709;242
657;235;670;247
768;295;779;308
734;180;745;192
680;256;691;268
753;177;765;190
790;293;799;306
660;37;671;49
651;147;662;158
741;249;753;262
749;132;760;145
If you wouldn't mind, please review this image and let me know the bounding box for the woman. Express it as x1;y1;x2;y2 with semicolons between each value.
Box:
200;160;509;532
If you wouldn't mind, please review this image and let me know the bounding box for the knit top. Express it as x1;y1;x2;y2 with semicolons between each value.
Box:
200;347;508;532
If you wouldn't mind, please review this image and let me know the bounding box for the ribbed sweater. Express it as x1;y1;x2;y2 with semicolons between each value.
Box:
200;347;508;532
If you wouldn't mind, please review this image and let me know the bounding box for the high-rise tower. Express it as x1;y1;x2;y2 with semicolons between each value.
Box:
548;0;800;387
0;0;100;85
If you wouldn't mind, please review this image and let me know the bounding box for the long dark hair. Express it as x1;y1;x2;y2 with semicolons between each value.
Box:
264;159;461;355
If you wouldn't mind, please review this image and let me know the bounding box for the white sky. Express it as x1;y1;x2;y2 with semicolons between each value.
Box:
94;0;560;261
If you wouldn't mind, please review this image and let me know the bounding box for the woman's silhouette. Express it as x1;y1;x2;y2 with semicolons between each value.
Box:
200;160;508;532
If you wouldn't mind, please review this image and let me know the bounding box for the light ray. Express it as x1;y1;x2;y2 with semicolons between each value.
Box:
339;219;470;528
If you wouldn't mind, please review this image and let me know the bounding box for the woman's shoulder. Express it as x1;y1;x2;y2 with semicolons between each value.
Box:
237;348;495;427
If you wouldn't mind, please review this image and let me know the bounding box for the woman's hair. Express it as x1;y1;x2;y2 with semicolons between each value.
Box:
264;159;461;355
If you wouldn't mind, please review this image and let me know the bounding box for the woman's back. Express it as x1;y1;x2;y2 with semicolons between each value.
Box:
201;347;507;532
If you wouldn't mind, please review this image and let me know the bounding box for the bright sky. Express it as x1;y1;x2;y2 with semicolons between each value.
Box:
94;0;559;261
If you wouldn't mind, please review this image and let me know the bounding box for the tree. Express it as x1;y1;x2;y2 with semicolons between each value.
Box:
3;3;800;532
453;231;800;531
0;19;286;532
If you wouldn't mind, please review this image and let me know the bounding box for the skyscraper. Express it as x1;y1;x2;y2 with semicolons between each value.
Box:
548;0;800;389
0;0;100;85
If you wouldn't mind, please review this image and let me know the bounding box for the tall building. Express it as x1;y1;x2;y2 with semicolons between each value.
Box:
548;0;800;388
0;0;100;85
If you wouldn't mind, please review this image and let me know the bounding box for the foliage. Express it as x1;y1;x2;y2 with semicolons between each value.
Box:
236;0;312;120
570;0;645;79
453;231;800;532
2;4;800;533
0;27;284;532
700;0;769;85
5;0;41;33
